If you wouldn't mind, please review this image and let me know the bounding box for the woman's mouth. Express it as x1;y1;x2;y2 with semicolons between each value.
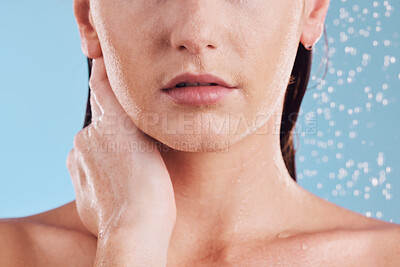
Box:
162;83;235;106
160;73;237;106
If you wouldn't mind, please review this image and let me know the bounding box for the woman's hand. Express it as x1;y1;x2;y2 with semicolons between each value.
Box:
66;57;176;266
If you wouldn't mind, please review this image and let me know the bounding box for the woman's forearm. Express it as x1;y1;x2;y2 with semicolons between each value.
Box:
94;225;172;267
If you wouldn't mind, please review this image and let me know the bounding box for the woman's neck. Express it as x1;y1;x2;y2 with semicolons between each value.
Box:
158;103;304;250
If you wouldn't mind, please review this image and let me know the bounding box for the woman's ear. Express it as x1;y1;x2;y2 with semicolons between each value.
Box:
73;0;102;59
300;0;331;48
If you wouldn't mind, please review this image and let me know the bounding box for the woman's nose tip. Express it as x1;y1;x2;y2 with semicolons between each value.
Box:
173;36;218;54
170;19;221;54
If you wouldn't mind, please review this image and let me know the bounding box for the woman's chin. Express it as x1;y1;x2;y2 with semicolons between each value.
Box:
147;132;245;153
132;106;263;152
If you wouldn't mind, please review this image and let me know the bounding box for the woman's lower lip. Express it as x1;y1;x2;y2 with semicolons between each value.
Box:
162;86;234;106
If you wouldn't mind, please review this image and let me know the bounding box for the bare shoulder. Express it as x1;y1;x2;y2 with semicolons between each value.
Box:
0;201;96;267
288;194;400;266
242;222;400;266
222;190;400;266
360;223;400;265
240;189;400;266
306;223;400;266
302;190;400;265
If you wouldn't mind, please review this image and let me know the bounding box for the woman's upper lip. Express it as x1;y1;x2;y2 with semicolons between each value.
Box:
161;73;237;90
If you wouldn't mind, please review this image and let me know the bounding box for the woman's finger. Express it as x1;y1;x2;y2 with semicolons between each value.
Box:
90;88;102;123
89;57;125;119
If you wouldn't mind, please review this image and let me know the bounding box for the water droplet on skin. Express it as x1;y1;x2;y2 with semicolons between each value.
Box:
277;232;291;239
301;243;308;250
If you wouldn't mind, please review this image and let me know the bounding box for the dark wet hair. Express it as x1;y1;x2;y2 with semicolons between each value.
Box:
279;42;312;182
82;28;328;182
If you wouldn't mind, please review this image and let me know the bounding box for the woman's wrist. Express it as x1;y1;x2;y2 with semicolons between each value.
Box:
94;224;173;267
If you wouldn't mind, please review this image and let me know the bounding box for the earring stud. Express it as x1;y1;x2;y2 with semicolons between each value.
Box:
305;45;313;51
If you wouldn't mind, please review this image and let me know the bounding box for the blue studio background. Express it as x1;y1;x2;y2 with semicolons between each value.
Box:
1;1;399;222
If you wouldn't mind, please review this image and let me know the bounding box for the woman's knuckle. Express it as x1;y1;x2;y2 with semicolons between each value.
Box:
72;133;82;150
73;128;90;151
89;76;99;90
66;148;75;169
90;92;96;106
